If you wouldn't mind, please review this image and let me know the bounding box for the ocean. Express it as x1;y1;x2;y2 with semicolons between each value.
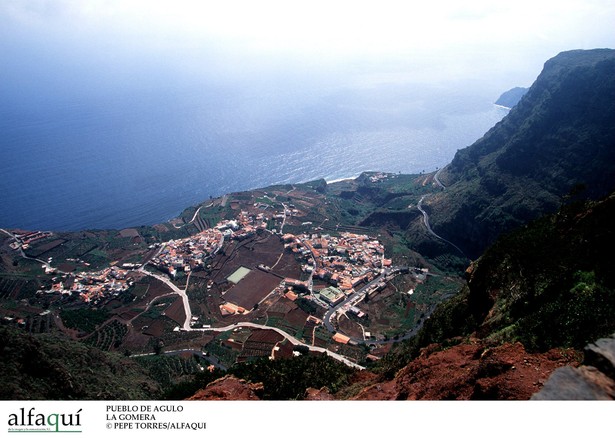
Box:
0;80;508;231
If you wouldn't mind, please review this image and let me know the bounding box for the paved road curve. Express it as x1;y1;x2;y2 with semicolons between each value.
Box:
194;322;365;370
138;265;365;370
417;195;467;259
433;166;447;189
140;266;194;330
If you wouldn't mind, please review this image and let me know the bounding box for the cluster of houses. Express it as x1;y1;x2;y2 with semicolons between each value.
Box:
368;172;394;183
150;209;279;278
150;206;294;278
283;231;391;294
149;228;224;277
9;230;53;250
43;266;134;304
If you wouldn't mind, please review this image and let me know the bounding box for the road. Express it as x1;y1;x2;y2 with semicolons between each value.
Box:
170;202;216;229
0;228;54;271
279;202;289;235
139;267;194;331
138;263;365;369
417;195;467;259
322;268;396;330
433;166;447;189
193;322;365;370
189;205;204;224
323;275;384;333
132;319;367;370
320;267;433;346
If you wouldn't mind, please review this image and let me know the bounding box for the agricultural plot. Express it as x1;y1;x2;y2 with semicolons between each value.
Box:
24;313;54;334
354;282;421;339
337;314;365;340
59;307;111;336
0;276;32;300
313;326;332;347
203;340;240;369
83;319;128;351
24;239;66;258
238;329;283;362
135;354;207;387
223;270;281;310
163;296;186;326
131;295;181;337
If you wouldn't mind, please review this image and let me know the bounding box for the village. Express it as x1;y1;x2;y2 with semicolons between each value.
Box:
16;192;413;355
1;182;441;369
26;196;397;316
291;232;387;284
42;266;134;305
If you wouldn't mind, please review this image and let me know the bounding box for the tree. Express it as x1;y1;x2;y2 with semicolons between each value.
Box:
154;340;164;355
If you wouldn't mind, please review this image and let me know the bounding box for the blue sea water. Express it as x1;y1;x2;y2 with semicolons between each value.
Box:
0;81;508;231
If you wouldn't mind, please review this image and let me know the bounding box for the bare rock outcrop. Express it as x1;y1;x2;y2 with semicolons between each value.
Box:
304;387;336;400
353;340;578;400
187;375;263;400
532;334;615;400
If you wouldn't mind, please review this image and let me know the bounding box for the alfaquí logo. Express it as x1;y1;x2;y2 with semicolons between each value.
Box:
7;407;82;433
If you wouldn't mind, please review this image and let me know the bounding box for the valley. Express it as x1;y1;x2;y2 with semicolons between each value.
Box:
0;171;462;373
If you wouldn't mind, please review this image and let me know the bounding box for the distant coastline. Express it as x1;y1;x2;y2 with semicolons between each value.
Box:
0;89;507;233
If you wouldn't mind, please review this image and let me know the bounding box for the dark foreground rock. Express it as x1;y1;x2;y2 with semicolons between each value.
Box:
532;334;615;400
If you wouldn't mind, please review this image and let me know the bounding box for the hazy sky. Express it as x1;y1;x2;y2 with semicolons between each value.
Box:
1;0;614;99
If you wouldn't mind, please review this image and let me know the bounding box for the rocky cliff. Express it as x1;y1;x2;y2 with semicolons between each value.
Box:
429;49;615;259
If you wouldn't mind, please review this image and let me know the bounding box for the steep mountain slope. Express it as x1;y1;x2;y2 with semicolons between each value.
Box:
0;326;161;399
428;49;615;259
375;190;615;391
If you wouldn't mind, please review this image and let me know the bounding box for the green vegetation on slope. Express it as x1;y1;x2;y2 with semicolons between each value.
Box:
429;49;615;259
378;191;615;377
60;308;110;335
465;192;615;351
228;354;354;400
0;326;160;400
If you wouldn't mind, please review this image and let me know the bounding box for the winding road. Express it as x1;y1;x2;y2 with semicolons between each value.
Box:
433;166;447;189
195;322;365;370
0;228;54;271
137;263;365;369
139;266;194;331
417;195;468;259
